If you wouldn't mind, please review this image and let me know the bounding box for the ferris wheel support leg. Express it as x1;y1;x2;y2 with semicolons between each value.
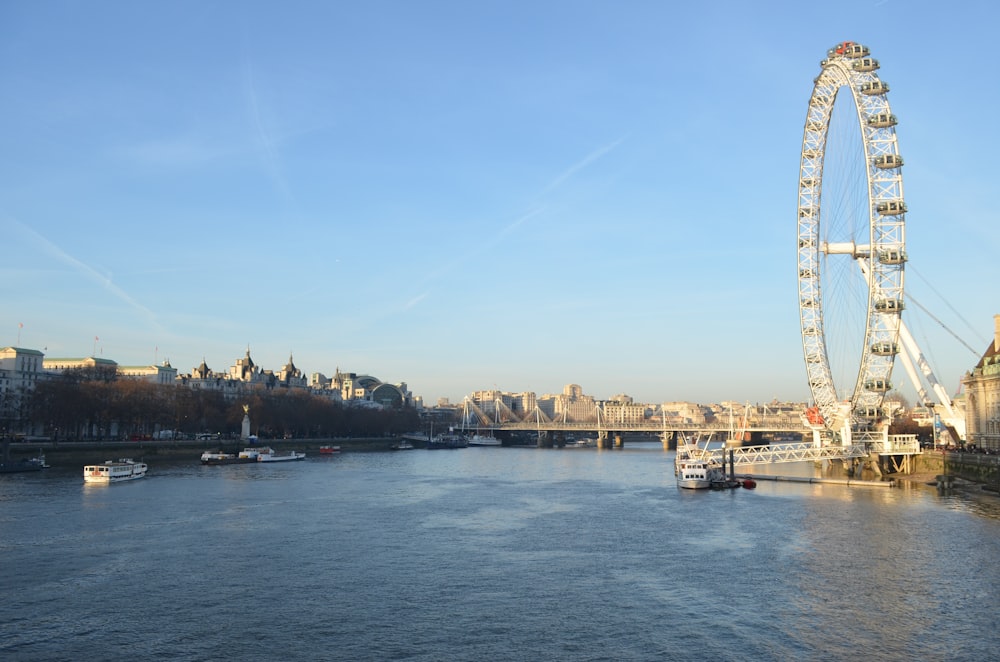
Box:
839;421;853;447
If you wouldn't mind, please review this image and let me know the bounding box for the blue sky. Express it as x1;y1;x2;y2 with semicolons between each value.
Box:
2;1;997;406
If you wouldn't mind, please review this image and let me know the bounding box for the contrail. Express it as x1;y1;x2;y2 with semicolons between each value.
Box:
539;136;627;196
399;137;625;311
8;217;158;322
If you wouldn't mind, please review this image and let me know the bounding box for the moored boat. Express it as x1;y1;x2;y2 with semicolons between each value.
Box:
391;440;414;451
239;446;306;462
84;458;147;484
426;434;468;449
0;450;49;473
200;450;256;465
318;445;341;455
674;436;725;489
467;434;501;447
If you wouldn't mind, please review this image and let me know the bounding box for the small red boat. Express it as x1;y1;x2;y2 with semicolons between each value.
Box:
318;445;341;455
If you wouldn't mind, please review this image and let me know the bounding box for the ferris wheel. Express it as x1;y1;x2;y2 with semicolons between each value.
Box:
796;42;907;441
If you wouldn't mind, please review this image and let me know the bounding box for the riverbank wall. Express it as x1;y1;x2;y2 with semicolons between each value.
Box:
944;452;1000;493
2;438;398;467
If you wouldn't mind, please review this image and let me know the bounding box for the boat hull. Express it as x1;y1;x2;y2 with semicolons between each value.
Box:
676;477;713;489
426;434;468;449
0;460;47;473
257;453;306;462
238;447;304;462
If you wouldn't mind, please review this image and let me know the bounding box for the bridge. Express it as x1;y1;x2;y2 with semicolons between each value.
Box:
460;397;809;439
457;400;922;476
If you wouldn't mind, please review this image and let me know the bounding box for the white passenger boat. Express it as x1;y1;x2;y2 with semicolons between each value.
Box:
467;434;501;447
674;437;725;489
83;458;148;484
239;447;306;462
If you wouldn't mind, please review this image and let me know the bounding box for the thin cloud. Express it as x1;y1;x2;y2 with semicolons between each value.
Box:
115;136;222;166
241;52;292;200
403;292;429;310
9;218;159;324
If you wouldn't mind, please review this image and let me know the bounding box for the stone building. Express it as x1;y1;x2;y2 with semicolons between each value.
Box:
0;346;45;436
961;314;1000;451
118;360;178;385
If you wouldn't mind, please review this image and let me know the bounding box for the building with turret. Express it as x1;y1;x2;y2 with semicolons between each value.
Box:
961;314;1000;451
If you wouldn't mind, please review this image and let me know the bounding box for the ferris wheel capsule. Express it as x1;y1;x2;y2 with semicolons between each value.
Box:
853;58;880;72
860;80;890;95
868;112;898;128
828;42;870;58
874;154;904;169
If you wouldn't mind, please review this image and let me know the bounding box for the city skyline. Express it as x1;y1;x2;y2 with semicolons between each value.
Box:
3;2;998;406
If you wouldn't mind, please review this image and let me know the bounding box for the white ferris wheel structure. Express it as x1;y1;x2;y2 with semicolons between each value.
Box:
796;41;964;447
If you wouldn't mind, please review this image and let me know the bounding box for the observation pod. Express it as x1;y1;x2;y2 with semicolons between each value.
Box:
858;406;886;418
853;57;880;72
876;200;908;216
799;268;816;279
799;237;816;248
801;297;818;308
874;298;905;313
868;113;898;128
803;326;820;336
871;342;900;356
864;379;892;392
878;249;908;265
828;42;870;58
860;80;890;95
874;154;904;169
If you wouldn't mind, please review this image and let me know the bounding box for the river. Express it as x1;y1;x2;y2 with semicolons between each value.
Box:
2;442;998;661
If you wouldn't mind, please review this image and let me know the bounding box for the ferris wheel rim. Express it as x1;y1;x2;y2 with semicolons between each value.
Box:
796;41;907;434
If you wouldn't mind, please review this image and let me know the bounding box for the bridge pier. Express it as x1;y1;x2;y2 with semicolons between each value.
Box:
536;431;553;448
614;433;623;449
596;431;611;449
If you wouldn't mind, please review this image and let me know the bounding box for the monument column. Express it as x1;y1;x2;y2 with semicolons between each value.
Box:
241;404;251;440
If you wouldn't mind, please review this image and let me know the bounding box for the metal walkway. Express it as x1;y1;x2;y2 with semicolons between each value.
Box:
706;442;869;467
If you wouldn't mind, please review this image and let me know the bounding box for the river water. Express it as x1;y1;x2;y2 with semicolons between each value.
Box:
2;442;999;661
